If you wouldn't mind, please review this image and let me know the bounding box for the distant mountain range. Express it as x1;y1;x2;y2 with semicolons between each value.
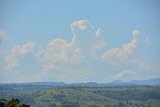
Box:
1;77;160;87
69;78;160;87
128;77;160;86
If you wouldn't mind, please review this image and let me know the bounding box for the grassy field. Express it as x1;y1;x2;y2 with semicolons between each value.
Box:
1;86;160;107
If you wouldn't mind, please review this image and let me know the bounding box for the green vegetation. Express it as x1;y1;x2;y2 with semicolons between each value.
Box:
0;86;160;107
0;98;30;107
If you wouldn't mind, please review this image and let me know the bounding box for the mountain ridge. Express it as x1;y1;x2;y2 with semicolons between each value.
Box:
0;77;160;87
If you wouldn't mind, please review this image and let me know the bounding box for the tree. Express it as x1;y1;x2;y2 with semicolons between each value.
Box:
0;98;30;107
18;103;30;107
0;99;6;107
0;102;5;107
5;98;20;107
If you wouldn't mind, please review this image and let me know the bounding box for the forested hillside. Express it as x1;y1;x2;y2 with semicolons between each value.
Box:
0;85;160;107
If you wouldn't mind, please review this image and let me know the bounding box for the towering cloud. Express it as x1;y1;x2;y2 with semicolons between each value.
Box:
35;20;106;81
101;29;140;61
0;20;159;83
71;20;106;56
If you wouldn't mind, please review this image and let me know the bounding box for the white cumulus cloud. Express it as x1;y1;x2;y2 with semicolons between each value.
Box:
1;20;157;82
71;19;90;31
101;38;136;60
0;42;36;73
101;29;140;61
95;28;102;36
34;19;106;80
12;42;36;55
132;29;141;37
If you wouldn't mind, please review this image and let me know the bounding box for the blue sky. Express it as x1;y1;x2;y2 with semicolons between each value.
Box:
0;0;160;83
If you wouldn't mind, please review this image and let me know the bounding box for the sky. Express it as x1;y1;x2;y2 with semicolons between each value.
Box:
0;0;160;83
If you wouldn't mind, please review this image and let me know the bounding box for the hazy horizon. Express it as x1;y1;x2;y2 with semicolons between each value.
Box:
0;0;160;83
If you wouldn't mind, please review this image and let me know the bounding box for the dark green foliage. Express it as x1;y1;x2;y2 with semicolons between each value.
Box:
0;99;6;107
0;99;30;107
5;98;20;107
0;102;5;107
18;103;30;107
